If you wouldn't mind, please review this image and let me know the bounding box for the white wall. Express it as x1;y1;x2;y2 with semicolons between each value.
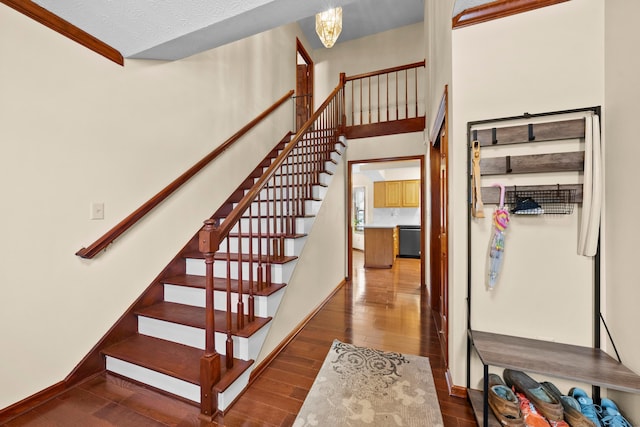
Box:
603;1;640;422
0;4;305;409
451;0;604;393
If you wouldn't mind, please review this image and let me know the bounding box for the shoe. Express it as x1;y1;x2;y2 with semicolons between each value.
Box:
541;382;596;427
504;369;564;421
514;390;551;427
599;398;632;427
487;374;525;426
568;388;602;427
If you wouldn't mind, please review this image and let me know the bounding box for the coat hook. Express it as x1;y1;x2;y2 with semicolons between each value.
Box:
528;123;535;141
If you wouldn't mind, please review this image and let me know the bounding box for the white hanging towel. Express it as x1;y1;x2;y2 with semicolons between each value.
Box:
578;114;602;256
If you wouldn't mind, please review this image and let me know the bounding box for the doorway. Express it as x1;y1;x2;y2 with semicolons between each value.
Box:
296;39;313;131
429;86;450;367
347;156;425;285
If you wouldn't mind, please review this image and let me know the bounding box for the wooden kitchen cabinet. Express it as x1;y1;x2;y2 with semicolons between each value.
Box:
385;181;402;207
373;180;420;208
364;226;397;268
402;180;420;207
373;181;386;208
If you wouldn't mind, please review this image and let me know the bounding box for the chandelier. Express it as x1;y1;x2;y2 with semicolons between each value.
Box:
315;7;343;48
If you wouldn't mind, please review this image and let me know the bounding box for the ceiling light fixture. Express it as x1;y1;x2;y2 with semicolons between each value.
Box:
315;7;342;48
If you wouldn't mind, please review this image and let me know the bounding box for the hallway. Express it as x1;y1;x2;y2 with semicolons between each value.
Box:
3;252;476;426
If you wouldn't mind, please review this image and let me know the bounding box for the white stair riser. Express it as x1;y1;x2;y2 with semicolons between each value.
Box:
137;317;270;361
224;216;314;234
232;199;318;216
220;235;307;257
105;356;246;412
164;284;285;318
246;186;318;201
185;258;296;284
313;185;327;199
319;172;333;186
106;356;200;403
266;173;332;187
217;368;251;411
268;161;336;175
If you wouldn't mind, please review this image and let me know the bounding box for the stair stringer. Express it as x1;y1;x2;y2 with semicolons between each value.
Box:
212;137;348;409
246;136;349;371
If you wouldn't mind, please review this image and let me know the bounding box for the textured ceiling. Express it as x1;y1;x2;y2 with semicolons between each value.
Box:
31;0;490;61
32;0;423;60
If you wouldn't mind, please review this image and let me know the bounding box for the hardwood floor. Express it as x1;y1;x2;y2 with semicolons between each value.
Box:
2;252;476;426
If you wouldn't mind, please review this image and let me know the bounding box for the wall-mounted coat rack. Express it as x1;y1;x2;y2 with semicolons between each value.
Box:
464;107;640;427
473;117;585;146
472;115;586;216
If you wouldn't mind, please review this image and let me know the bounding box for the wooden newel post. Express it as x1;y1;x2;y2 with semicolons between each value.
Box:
199;219;221;421
339;72;347;132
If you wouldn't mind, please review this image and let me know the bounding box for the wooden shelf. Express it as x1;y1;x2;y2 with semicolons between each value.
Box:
469;330;640;393
468;389;501;427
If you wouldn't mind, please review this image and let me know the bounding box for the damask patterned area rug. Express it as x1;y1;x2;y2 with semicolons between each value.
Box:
294;340;444;426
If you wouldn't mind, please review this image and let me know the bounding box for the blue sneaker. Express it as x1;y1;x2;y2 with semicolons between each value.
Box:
600;398;632;427
569;387;602;427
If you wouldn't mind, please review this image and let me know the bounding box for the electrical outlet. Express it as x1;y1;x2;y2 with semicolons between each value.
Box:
90;202;104;220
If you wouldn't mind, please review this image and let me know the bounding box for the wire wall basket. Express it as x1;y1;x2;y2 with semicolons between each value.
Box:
506;187;576;215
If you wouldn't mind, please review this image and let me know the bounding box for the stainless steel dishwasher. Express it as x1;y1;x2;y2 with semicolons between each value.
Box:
398;225;420;258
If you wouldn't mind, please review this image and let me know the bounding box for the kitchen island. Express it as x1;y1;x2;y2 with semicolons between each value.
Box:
363;225;398;268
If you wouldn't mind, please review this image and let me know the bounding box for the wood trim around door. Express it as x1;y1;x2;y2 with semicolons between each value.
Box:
347;155;426;287
429;86;450;370
295;38;314;131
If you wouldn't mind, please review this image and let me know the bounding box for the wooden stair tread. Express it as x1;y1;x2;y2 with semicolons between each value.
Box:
184;251;298;264
162;274;286;297
135;302;271;338
103;334;252;389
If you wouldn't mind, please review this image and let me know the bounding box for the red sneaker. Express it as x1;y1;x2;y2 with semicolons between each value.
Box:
515;391;550;427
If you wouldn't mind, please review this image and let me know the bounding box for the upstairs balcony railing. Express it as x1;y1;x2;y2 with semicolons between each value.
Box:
341;60;426;138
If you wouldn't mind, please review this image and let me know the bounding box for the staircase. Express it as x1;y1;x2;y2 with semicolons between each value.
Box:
100;85;346;418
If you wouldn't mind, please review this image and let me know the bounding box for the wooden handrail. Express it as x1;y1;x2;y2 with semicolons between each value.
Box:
1;0;124;66
344;60;425;82
76;89;294;259
217;84;344;239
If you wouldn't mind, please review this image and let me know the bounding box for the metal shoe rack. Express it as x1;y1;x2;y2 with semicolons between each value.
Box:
465;107;640;427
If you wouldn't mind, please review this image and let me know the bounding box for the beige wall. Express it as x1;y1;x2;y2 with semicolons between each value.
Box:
451;0;605;394
312;23;426;106
603;1;640;422
425;0;454;135
0;4;304;408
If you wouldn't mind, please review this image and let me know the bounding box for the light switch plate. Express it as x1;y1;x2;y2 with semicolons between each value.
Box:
90;202;104;220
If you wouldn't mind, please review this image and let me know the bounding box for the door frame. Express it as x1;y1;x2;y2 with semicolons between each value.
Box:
347;156;426;286
429;86;459;396
295;38;313;131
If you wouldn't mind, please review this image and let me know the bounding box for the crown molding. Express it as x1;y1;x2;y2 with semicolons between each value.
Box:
1;0;123;65
453;0;569;29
